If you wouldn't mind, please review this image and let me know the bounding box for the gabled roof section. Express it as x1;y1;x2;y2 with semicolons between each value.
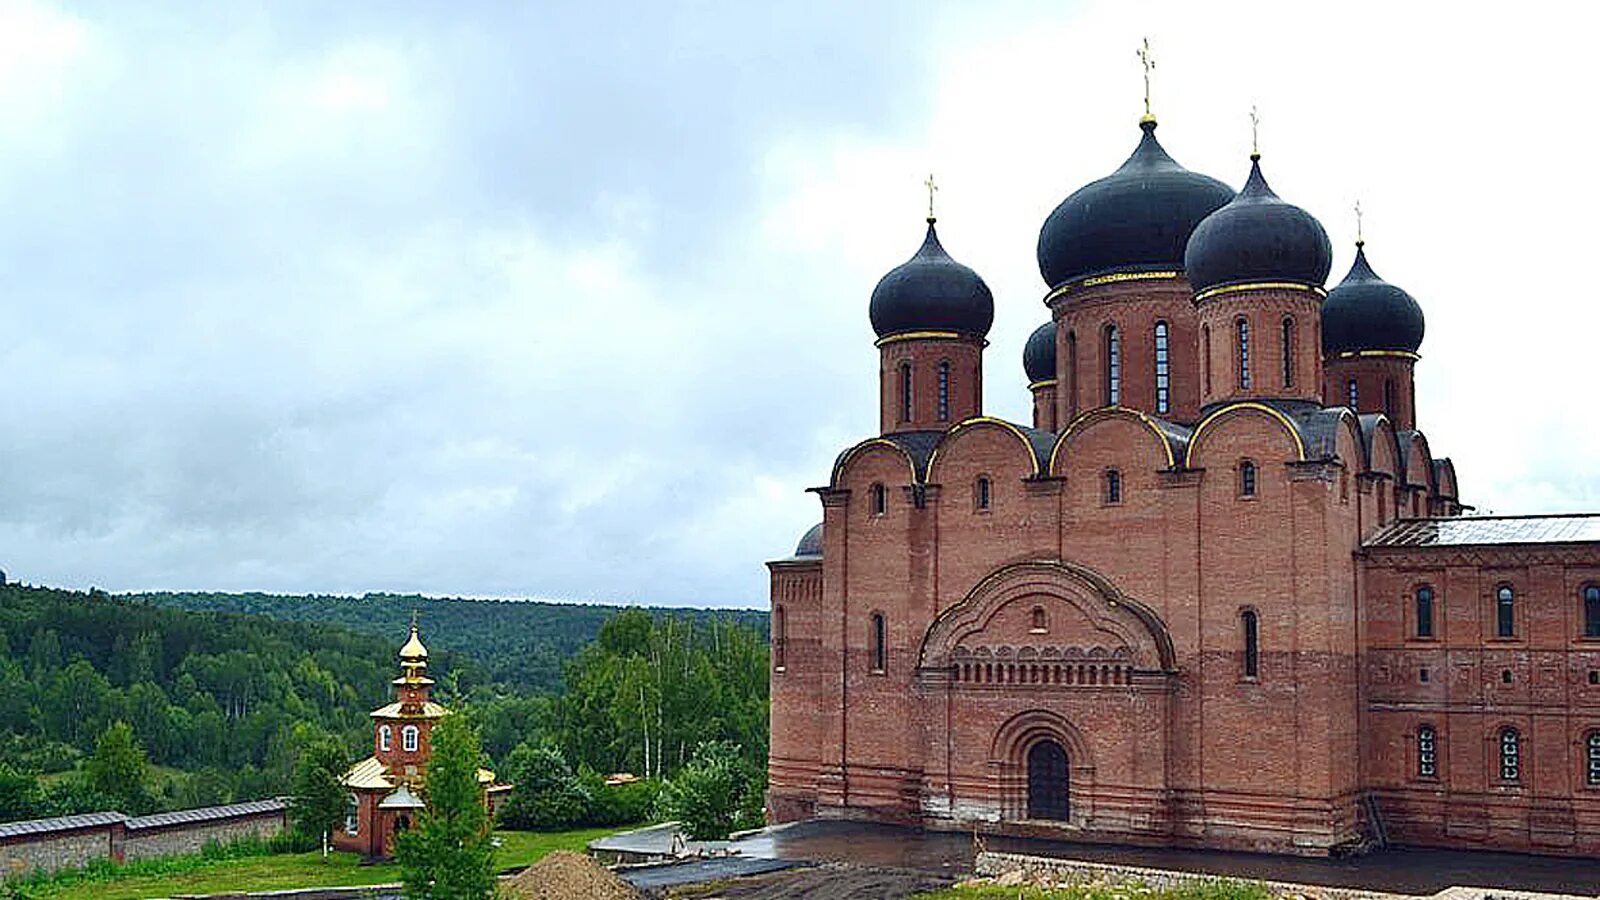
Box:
341;755;395;792
370;701;449;721
830;430;943;487
1366;515;1600;548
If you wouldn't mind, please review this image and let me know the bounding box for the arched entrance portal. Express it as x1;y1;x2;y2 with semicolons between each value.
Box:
1026;739;1070;821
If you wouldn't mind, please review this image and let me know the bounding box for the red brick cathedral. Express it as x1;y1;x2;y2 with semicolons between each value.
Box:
767;114;1600;856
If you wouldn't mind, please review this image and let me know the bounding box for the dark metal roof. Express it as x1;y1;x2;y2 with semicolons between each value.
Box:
869;219;994;339
793;522;823;558
1037;119;1233;290
1366;515;1600;548
0;811;126;839
1023;321;1056;384
1322;243;1424;354
1184;156;1332;293
126;799;285;831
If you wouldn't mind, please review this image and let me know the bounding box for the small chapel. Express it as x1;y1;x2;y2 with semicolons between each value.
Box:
767;70;1600;856
334;623;510;859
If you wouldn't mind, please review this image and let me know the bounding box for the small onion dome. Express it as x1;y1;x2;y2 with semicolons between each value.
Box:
794;522;823;558
1184;156;1332;294
1037;120;1234;290
1023;321;1056;384
399;623;428;661
1321;243;1425;355
869;219;994;339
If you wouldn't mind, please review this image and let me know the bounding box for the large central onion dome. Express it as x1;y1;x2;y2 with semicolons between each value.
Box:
1023;321;1056;384
869;219;994;339
1184;156;1332;293
1321;243;1424;355
1037;120;1234;290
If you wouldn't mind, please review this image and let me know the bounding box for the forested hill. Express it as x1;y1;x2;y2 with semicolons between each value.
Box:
128;592;767;694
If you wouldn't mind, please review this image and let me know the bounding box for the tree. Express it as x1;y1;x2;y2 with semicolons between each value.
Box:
654;740;763;840
396;714;495;900
87;721;149;812
497;741;590;830
289;734;349;858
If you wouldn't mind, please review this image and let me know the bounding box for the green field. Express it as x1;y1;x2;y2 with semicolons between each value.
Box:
24;828;621;900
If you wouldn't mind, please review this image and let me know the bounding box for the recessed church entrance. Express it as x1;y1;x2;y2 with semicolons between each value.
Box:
1026;738;1070;821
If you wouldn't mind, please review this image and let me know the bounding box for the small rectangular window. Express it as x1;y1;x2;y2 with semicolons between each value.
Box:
870;613;887;673
1415;586;1434;639
1418;725;1437;778
1241;610;1259;679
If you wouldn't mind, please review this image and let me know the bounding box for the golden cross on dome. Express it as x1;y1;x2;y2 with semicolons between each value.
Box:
1250;104;1260;156
924;173;938;221
1354;200;1365;245
1137;38;1156;121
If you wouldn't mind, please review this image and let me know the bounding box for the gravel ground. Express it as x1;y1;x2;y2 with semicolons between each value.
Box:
663;862;954;899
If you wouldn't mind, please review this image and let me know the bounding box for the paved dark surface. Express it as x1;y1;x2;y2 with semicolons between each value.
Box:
731;820;1600;896
618;857;797;889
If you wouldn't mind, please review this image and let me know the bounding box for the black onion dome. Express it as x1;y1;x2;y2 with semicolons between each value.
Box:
1037;120;1234;290
1184;156;1332;293
794;522;823;558
1321;244;1425;354
869;220;994;339
1023;321;1056;383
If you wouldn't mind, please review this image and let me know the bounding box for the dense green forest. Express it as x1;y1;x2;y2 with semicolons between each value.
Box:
129;592;767;694
0;584;771;829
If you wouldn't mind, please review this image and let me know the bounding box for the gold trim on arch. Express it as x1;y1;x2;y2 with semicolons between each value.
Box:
1193;281;1328;303
926;417;1042;479
1044;270;1180;304
831;438;920;487
874;330;984;347
1048;406;1177;473
1329;349;1420;361
1184;402;1306;468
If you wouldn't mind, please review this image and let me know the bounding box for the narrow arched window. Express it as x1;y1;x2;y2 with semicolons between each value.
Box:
1104;469;1122;505
1241;609;1260;678
1202;324;1213;396
1499;727;1520;782
345;794;360;835
379;725;392;752
1239;460;1257;498
975;476;991;511
1104;324;1121;405
1154;320;1170;414
1030;606;1047;633
870;612;887;673
1415;585;1435;638
1347;378;1358;409
1281;316;1295;388
1066;330;1078;419
1236;318;1251;390
773;605;787;671
1340;469;1350;504
1384;379;1396;418
1497;585;1515;638
402;725;419;753
870;484;887;517
1587;731;1600;786
937;360;951;422
1417;724;1437;778
899;362;912;423
1583;585;1600;638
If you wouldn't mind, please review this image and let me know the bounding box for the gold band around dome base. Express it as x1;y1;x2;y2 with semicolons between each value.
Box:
1045;270;1180;304
874;331;987;347
1028;379;1058;391
1330;349;1420;361
1192;281;1328;303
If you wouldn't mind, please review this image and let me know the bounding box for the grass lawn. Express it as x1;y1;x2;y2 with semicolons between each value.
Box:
913;879;1271;900
27;827;624;900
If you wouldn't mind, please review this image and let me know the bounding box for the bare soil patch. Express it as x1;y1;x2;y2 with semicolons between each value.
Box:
503;849;642;900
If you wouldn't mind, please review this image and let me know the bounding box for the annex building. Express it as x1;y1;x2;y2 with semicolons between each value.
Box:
766;110;1600;857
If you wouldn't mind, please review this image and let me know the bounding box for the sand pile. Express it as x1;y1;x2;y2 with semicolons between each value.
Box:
502;850;641;900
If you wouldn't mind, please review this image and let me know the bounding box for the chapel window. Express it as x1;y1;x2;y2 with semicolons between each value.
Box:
1104;324;1121;406
870;483;887;517
1416;585;1435;639
1104;469;1122;505
773;605;787;671
899;362;912;423
1496;585;1515;638
1236;318;1251;391
379;724;392;752
1587;731;1600;786
403;725;419;753
1202;324;1213;396
1347;379;1358;409
1239;460;1257;498
1241;609;1260;679
1154;320;1171;414
870;612;887;673
1066;330;1078;419
1417;724;1437;778
1281;316;1295;388
345;794;359;835
975;476;991;511
1499;727;1520;782
1583;584;1600;638
937;361;951;422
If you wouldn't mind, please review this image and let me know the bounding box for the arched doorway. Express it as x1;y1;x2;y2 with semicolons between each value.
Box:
1027;739;1070;821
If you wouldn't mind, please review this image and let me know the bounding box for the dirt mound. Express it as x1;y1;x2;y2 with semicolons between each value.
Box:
503;850;642;900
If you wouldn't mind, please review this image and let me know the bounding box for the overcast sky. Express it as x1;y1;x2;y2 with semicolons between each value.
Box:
1;1;1595;607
